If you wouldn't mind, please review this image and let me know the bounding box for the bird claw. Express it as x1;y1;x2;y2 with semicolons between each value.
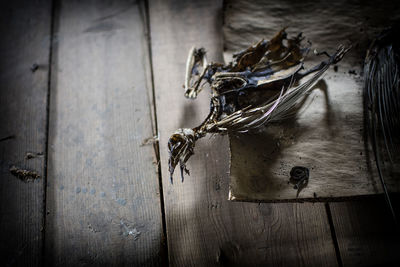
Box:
168;128;196;184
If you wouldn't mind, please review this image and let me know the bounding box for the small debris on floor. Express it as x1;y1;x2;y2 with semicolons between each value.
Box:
9;165;40;182
30;63;39;72
25;152;44;160
215;181;221;191
88;223;100;233
141;135;159;146
120;219;141;240
25;152;36;159
348;69;357;75
289;166;309;197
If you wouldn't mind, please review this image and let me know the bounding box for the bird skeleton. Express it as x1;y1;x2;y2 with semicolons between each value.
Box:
168;28;350;183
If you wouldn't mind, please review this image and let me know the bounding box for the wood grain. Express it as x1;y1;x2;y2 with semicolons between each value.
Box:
44;0;164;265
330;199;400;266
222;2;400;266
224;0;400;201
0;0;52;266
150;0;338;265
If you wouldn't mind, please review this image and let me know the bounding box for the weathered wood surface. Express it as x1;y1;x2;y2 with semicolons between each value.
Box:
150;0;338;265
44;0;164;265
330;199;400;266
0;0;52;266
223;2;400;266
1;0;398;266
224;0;400;201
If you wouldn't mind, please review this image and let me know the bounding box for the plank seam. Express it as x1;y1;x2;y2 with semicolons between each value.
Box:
42;0;57;264
143;0;169;265
325;203;343;267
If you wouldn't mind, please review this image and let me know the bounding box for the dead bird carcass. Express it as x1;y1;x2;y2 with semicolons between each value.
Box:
168;28;349;183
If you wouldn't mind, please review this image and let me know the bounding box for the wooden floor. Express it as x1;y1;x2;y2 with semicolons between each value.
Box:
0;0;399;266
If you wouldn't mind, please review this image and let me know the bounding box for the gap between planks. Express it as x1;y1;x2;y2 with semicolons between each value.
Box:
42;0;57;263
143;0;169;264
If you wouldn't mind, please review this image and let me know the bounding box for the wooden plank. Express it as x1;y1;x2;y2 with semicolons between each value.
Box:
44;0;164;265
330;199;400;266
149;0;338;265
223;1;400;265
224;0;400;201
0;0;52;266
